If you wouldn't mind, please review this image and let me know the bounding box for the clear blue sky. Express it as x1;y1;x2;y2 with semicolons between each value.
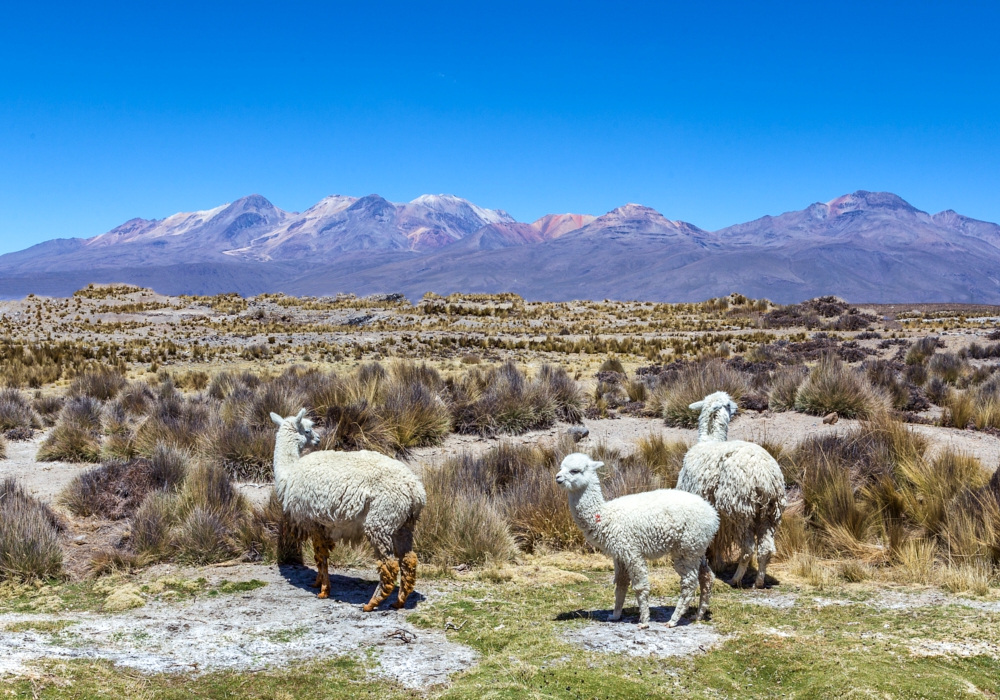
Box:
2;1;999;254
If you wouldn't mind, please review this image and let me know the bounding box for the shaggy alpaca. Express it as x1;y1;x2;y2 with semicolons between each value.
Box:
556;453;718;628
676;391;786;588
271;409;426;611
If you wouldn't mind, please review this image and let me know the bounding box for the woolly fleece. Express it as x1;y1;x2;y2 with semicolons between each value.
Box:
677;391;786;588
271;410;426;609
556;453;719;627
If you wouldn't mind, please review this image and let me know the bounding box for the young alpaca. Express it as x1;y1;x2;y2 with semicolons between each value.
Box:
676;391;786;588
556;453;718;628
271;409;426;611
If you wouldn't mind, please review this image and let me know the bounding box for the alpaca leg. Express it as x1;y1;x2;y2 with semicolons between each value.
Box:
391;552;418;609
363;559;399;612
668;558;701;628
363;531;398;612
311;535;327;587
312;536;331;598
626;558;651;628
729;528;756;587
390;526;418;609
694;557;714;622
754;524;777;589
610;559;629;622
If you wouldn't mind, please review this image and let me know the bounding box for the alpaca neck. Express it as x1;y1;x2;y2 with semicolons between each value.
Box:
698;409;730;442
273;426;302;485
568;481;607;544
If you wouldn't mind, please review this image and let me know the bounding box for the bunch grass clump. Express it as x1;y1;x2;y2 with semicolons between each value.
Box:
0;478;63;581
0;388;41;431
450;362;581;436
68;367;127;401
782;411;1000;581
36;396;103;462
794;353;887;419
649;360;748;427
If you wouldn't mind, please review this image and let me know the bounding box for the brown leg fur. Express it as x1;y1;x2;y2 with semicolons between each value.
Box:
391;552;418;609
362;559;399;612
312;536;329;589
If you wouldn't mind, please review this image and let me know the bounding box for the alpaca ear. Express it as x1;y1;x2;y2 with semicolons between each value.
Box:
295;408;307;422
589;460;604;470
688;400;704;411
270;412;284;426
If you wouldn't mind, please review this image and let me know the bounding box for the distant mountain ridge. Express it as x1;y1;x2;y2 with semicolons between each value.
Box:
3;190;1000;303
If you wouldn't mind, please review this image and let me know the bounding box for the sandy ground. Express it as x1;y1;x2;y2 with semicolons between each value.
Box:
0;563;476;688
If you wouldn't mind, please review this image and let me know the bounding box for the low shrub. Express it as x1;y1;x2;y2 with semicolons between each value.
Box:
768;367;807;412
0;478;63;581
68;367;127;401
649;360;748;427
31;394;64;426
928;352;968;385
450;362;565;436
59;446;189;520
36;396;103;462
0;388;40;431
905;336;940;365
794;353;888;419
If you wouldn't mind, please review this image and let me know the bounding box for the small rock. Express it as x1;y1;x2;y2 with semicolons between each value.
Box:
823;412;839;425
567;426;590;442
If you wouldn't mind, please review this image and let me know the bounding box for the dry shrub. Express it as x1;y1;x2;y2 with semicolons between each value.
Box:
379;362;452;448
59;445;189;520
68;367;127;401
32;394;64;426
940;562;992;596
928;353;967;385
942;390;974;429
634;433;688;488
599;357;626;374
416;458;519;566
450;362;567;436
863;360;911;410
905;336;940;365
774;506;811;560
36;396;103;462
768;367;807;412
176;370;210;391
794;353;888;419
0;478;63;581
130;463;256;565
785;411;1000;581
0;388;40;431
649;360;748;427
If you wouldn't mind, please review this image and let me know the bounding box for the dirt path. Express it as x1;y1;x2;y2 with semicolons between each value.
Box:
0;563;476;688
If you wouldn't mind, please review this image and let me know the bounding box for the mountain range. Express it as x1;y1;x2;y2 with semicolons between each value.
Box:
3;190;999;303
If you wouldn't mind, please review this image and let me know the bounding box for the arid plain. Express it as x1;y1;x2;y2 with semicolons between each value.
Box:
1;285;1000;698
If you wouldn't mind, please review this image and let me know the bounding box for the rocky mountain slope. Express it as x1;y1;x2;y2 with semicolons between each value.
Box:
2;190;999;303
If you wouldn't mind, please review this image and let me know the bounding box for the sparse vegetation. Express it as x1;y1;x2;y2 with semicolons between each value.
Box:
0;478;63;581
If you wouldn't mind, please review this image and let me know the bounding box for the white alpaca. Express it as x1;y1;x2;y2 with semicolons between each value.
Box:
271;409;427;611
676;392;786;588
556;453;719;628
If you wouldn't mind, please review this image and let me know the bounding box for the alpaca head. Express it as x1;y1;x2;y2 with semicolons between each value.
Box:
555;453;603;492
689;391;738;441
270;408;320;451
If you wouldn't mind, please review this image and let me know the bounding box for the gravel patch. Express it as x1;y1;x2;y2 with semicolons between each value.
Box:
0;565;476;689
561;615;722;658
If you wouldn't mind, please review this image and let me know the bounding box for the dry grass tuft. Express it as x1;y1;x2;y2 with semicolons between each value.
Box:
649;360;748;427
0;478;63;581
794;353;888;419
36;396;103;462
